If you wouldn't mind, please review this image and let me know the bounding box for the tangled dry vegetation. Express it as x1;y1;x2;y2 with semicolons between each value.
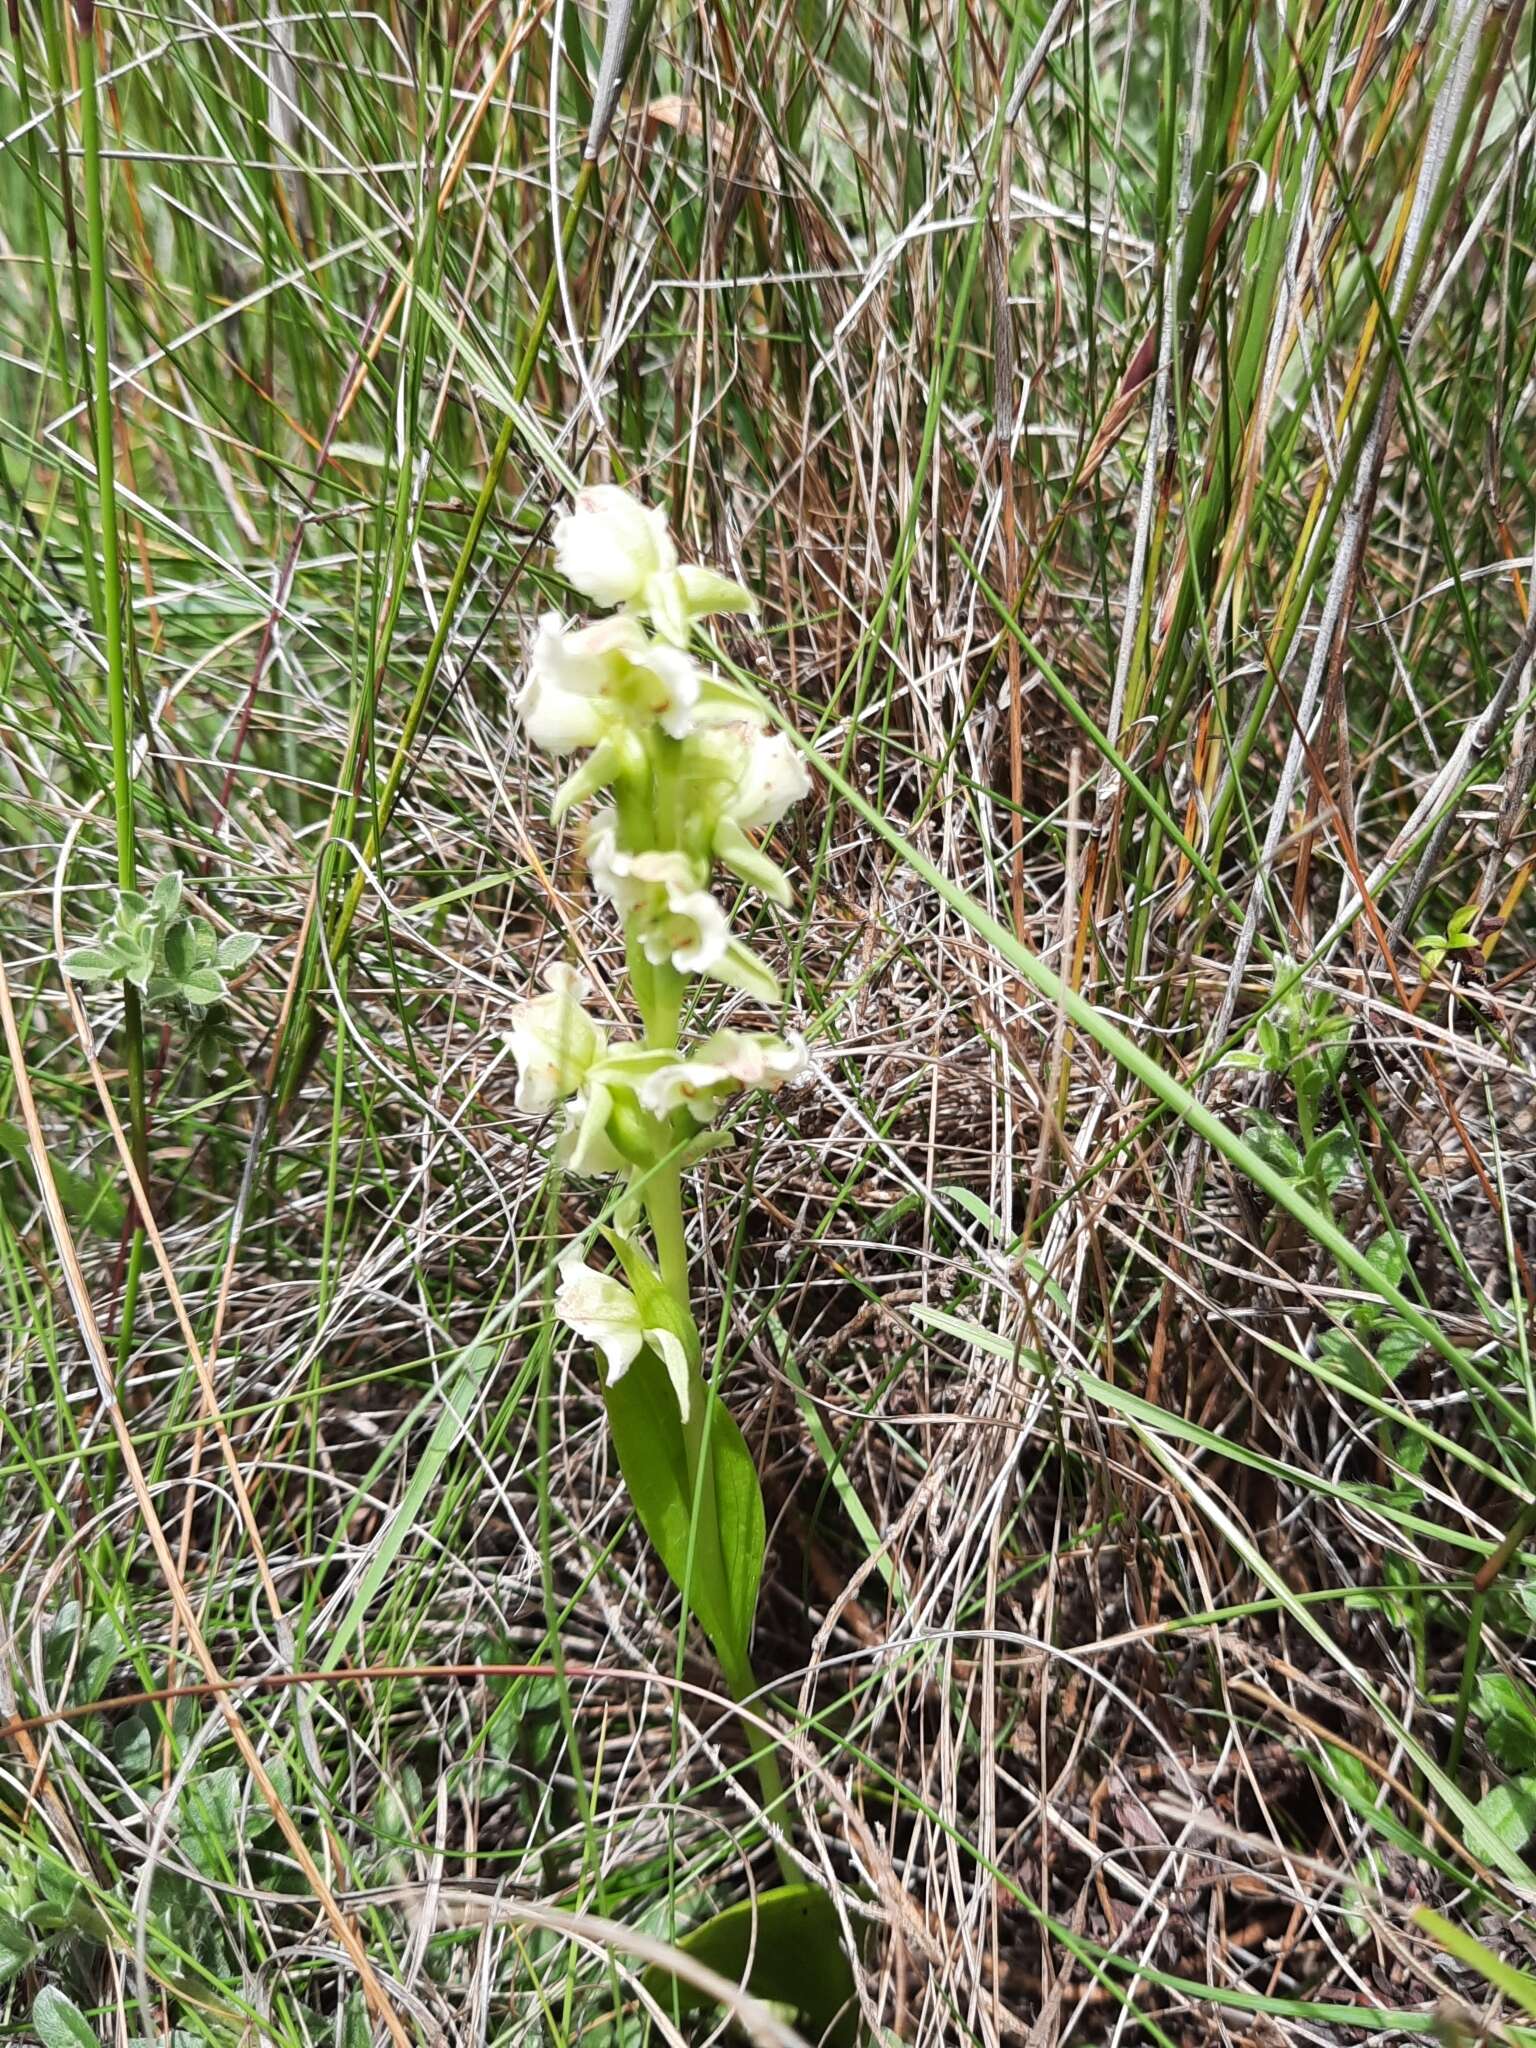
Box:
5;1;1536;2044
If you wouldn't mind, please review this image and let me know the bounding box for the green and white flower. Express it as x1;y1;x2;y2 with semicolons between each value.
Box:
554;485;676;610
507;964;607;1112
676;720;812;905
639;1029;808;1123
715;725;811;833
516;613;700;753
587;813;781;1000
554;1245;693;1416
556;1079;629;1177
552;484;755;647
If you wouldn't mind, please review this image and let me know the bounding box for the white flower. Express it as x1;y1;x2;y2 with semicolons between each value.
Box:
639;1030;808;1122
586;820;729;969
722;730;810;832
676;723;810;907
586;813;783;1001
687;722;810;832
516;614;700;754
508;964;607;1112
554;485;676;610
550;483;759;647
554;1246;693;1417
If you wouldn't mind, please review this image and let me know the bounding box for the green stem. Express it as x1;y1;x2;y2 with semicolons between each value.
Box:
78;0;148;1356
719;1645;798;1888
644;1159;690;1306
624;786;793;1879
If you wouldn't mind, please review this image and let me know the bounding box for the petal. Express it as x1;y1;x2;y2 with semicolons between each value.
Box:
558;1082;628;1176
727;731;812;832
516;670;607;755
642;569;691;648
554;1249;644;1382
535;612;650;694
666;887;731;973
646;1328;693;1420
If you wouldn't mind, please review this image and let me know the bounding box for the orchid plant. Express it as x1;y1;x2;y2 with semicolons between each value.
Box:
509;483;813;1869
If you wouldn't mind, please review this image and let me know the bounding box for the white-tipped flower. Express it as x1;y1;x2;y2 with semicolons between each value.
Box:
677;722;811;906
508;964;607;1112
588;832;730;972
551;483;757;646
554;485;676;610
554;1245;693;1417
640;1029;808;1123
517;614;700;754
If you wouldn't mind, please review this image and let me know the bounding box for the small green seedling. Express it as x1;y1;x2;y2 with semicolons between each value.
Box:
64;873;260;1019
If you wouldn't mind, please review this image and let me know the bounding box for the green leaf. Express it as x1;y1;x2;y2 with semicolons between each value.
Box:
113;1715;153;1779
183;1767;242;1873
640;1884;859;2047
0;1912;37;1987
714;817;795;908
33;1987;100;2048
61;946;118;984
603;1358;764;1672
676;563;756;617
1364;1232;1407;1288
1375;1323;1422;1382
178;968;227;1009
1242;1111;1301;1180
1303;1128;1356;1195
151;872;183;919
1476;1673;1536;1771
216;930;261;971
341;1992;370;2048
120;941;155;991
713;939;783;1008
162;918;194;980
1472;1776;1536;1854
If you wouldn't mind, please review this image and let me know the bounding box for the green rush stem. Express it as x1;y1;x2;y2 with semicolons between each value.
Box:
276;156;599;1113
78;3;149;1357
